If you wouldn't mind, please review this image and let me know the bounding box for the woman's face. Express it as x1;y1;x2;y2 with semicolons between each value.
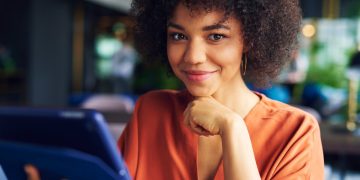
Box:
167;4;245;97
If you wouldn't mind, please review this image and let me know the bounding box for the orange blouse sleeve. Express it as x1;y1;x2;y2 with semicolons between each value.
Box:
117;96;143;179
270;117;324;180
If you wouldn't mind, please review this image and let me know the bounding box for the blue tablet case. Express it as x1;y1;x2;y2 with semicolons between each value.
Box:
0;141;121;180
0;107;130;180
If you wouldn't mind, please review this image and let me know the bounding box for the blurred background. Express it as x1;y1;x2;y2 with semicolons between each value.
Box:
1;0;360;179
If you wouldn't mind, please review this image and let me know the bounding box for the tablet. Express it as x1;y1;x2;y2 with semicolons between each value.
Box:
0;107;130;179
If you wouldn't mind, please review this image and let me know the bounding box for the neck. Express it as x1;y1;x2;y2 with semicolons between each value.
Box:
211;78;259;118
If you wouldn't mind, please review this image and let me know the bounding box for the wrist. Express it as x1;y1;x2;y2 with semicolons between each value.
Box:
219;113;244;137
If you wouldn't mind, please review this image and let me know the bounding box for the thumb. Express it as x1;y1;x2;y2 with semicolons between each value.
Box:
24;164;41;180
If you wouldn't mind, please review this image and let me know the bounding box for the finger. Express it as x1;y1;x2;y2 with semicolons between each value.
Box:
183;102;193;127
197;125;211;135
196;125;212;136
183;102;191;119
194;126;212;136
189;120;210;136
185;103;207;135
189;119;202;134
24;164;41;180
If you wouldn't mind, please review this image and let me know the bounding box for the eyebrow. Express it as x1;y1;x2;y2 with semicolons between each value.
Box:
167;22;231;31
202;24;230;31
168;22;185;30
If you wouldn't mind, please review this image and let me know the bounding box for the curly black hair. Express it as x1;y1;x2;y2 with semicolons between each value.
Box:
130;0;302;88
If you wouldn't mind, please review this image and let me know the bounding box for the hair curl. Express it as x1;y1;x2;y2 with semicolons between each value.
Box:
130;0;302;88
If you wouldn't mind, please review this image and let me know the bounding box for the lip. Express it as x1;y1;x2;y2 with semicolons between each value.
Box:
182;70;217;82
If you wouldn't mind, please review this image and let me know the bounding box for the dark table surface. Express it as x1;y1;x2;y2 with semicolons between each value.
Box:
320;122;360;155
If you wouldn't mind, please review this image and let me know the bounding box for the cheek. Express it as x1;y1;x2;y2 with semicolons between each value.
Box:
211;46;243;67
167;44;183;67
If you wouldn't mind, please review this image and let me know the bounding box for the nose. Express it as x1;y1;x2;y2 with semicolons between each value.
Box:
183;39;207;65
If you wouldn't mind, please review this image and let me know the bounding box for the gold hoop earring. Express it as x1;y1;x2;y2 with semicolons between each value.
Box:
242;55;247;76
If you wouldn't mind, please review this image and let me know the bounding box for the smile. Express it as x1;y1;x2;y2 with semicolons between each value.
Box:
183;70;218;82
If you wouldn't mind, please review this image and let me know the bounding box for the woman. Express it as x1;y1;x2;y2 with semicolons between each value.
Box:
119;0;324;179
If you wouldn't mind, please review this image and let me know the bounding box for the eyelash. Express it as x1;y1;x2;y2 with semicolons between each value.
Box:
168;32;227;42
169;33;187;41
208;34;225;41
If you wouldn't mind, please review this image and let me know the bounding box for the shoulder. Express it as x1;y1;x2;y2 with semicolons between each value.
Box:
258;96;324;179
256;93;320;135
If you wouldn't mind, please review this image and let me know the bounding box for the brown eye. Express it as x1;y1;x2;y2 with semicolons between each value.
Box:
208;34;225;41
170;33;187;41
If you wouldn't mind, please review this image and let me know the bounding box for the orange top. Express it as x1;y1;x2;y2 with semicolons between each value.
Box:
118;90;324;180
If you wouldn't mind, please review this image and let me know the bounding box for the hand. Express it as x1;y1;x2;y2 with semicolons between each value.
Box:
183;96;240;136
24;164;41;180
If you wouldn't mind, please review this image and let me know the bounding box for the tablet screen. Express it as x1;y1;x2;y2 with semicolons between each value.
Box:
0;107;129;178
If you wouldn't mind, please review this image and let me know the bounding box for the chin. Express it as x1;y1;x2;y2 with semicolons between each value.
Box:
186;86;215;97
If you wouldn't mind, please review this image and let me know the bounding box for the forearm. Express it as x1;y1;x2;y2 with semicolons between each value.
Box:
221;116;261;180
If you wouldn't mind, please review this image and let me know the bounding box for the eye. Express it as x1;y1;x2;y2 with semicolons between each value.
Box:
169;33;187;41
208;34;225;41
